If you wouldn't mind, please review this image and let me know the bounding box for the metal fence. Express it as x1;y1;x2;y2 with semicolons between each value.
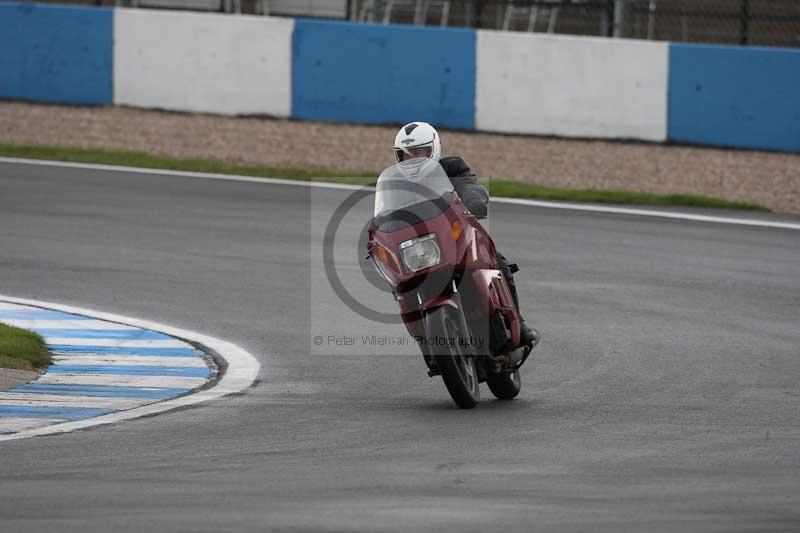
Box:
350;1;800;47
17;0;800;47
622;0;800;46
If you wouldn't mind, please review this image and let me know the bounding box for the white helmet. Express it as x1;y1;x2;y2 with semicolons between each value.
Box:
393;122;441;163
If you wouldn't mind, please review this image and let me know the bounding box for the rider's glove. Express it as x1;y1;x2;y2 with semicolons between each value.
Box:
466;199;488;219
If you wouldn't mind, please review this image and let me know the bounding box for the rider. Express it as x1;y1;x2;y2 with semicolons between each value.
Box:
393;121;538;348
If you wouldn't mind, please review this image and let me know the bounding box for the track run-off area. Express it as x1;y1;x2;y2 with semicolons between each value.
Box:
0;159;798;532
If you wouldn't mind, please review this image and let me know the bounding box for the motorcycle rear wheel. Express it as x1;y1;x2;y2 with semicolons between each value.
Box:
425;307;480;409
486;369;522;400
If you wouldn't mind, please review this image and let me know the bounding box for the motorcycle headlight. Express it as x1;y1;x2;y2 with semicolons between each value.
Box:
400;233;441;272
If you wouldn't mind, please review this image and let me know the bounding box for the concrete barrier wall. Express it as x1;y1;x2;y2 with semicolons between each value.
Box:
0;2;112;105
2;3;798;152
668;44;800;152
291;20;476;130
114;9;293;116
476;31;669;141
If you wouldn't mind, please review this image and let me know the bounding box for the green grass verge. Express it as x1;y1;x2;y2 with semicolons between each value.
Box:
0;322;51;371
0;142;768;211
483;179;768;211
0;143;377;186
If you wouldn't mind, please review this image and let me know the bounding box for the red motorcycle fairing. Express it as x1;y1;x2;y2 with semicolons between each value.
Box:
368;158;536;407
470;269;521;350
368;194;498;287
368;192;522;355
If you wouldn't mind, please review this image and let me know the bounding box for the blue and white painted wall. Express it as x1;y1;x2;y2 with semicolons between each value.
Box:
291;20;476;130
1;1;798;152
668;44;800;153
114;8;293;115
476;31;669;141
0;2;112;105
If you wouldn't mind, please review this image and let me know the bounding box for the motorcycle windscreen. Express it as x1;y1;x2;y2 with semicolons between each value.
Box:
373;158;455;232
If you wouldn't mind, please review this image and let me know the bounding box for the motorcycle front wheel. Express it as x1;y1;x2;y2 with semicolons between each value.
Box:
425;306;480;409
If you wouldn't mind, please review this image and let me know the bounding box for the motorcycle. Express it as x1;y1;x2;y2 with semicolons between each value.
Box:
366;158;540;408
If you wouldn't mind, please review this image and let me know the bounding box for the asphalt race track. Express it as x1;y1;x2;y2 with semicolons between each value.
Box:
1;160;798;532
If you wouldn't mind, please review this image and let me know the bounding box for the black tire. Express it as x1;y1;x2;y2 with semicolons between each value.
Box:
486;369;522;400
425;306;480;409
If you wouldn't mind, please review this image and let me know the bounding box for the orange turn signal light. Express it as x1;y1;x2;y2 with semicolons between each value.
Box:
375;245;390;266
451;220;463;241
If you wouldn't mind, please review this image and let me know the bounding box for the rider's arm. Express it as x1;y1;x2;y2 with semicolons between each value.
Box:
441;157;489;219
455;174;489;219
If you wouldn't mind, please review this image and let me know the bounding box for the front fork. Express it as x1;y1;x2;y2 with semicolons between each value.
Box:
419;280;483;378
418;280;470;343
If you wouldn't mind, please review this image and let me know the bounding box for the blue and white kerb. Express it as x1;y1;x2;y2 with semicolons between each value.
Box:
0;302;217;435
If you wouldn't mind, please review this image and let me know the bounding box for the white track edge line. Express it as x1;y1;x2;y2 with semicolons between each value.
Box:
0;156;366;191
0;295;260;442
493;197;800;230
2;156;798;230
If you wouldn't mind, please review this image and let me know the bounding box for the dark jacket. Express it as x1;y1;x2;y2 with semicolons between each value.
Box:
440;156;489;219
